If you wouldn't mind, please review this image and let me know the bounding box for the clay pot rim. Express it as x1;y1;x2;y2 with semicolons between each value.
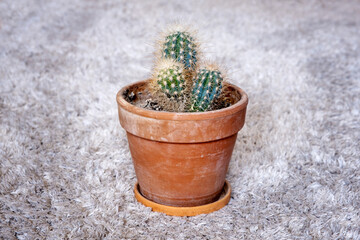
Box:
116;79;248;121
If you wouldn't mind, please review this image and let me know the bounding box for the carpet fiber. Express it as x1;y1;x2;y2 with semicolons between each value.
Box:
1;0;360;239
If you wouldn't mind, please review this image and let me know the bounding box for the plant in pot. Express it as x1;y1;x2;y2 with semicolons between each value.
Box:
116;25;248;216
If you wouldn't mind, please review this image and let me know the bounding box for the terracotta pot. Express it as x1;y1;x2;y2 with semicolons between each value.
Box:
116;80;248;207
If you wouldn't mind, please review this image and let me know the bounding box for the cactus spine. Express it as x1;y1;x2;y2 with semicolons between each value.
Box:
190;66;224;112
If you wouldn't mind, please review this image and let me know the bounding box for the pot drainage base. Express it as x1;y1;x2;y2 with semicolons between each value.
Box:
134;180;231;216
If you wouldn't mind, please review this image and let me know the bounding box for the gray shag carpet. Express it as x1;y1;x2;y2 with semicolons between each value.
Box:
1;0;360;239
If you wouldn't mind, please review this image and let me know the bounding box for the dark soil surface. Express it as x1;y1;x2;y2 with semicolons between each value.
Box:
122;83;241;112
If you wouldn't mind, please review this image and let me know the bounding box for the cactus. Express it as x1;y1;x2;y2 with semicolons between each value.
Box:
150;25;228;112
149;58;192;113
190;66;224;112
161;29;198;70
151;58;187;99
149;58;191;112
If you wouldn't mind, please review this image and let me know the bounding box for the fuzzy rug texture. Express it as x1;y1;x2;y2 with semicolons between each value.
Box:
1;0;360;239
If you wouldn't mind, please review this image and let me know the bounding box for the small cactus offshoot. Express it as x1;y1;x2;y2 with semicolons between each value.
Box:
150;58;187;100
190;65;224;112
161;29;198;70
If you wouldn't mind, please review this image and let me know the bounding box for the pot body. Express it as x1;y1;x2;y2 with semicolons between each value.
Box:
127;132;237;207
117;80;248;207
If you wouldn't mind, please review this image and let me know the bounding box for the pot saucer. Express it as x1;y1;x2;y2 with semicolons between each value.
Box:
134;180;231;216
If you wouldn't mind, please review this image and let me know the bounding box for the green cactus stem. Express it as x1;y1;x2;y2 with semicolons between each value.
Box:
190;67;224;112
162;31;197;70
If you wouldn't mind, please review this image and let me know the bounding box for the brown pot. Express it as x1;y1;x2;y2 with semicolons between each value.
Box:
116;80;248;207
